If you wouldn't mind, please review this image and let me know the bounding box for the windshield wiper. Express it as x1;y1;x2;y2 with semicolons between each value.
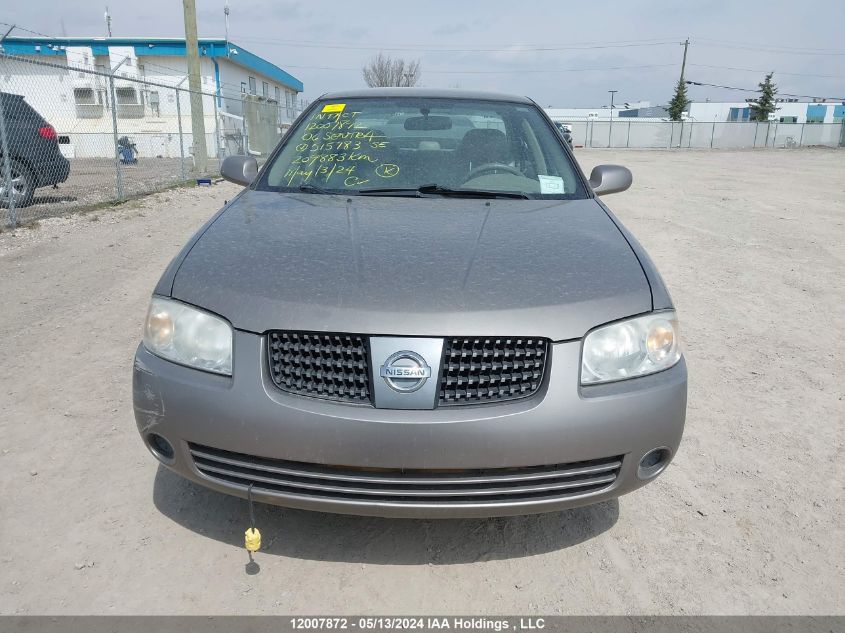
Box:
295;183;335;195
417;184;531;199
358;184;531;199
356;187;424;197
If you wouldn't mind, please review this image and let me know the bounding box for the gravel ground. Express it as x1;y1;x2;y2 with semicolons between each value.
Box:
2;157;202;226
0;149;843;615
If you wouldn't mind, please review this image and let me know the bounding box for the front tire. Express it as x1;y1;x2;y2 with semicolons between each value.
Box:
0;159;35;208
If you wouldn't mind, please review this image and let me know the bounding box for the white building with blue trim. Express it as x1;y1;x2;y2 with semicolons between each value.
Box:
0;36;304;158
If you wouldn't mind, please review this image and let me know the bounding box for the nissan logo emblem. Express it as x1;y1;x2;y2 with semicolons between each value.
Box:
379;350;432;393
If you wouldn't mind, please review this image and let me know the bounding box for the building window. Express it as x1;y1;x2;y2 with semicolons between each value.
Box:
248;76;256;94
115;87;138;104
73;87;103;118
241;82;247;93
148;91;160;117
806;104;827;124
728;107;750;122
73;88;96;105
274;86;281;103
115;87;143;118
262;81;269;98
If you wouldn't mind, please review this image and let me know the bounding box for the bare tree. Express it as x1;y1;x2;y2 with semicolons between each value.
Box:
362;53;422;87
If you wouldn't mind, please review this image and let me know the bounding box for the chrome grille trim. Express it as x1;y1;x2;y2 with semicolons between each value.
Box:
189;443;622;505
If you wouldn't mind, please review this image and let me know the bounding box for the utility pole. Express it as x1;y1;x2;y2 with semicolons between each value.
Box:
608;89;617;147
104;7;112;37
677;38;690;147
183;0;208;174
224;1;230;58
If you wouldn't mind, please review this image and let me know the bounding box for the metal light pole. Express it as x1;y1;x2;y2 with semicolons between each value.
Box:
608;90;617;147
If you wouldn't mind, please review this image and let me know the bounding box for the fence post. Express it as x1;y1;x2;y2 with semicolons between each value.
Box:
799;123;805;147
213;93;221;165
753;122;759;148
175;87;186;181
0;86;18;228
710;120;716;148
626;120;631;148
688;121;693;148
108;57;129;202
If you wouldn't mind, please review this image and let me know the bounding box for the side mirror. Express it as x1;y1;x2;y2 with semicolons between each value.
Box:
589;164;632;196
220;155;258;186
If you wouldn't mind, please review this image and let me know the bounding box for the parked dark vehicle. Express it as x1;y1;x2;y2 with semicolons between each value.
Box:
134;89;686;518
0;92;70;208
554;121;574;147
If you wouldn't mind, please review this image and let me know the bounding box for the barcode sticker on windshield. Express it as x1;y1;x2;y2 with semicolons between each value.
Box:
538;175;565;194
321;103;346;113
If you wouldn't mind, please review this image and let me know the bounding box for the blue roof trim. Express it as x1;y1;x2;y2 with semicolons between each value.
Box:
3;36;303;92
2;41;67;56
222;43;303;93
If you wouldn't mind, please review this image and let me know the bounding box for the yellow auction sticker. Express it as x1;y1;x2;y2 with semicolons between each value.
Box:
321;103;346;113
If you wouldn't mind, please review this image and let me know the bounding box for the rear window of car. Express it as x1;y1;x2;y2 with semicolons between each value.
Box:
259;96;586;199
0;93;43;122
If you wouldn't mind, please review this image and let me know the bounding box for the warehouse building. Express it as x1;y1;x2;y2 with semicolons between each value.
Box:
0;36;304;158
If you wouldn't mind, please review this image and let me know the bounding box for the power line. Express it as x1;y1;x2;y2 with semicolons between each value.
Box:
695;37;845;55
232;36;683;53
694;40;845;57
279;62;678;74
689;63;845;80
685;80;845;102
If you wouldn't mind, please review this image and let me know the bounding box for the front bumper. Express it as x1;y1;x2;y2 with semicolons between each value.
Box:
133;331;687;518
36;154;70;187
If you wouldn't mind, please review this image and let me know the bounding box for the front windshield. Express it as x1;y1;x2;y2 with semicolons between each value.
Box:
258;97;586;199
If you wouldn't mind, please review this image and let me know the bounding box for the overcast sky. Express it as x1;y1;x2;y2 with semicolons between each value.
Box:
6;0;845;107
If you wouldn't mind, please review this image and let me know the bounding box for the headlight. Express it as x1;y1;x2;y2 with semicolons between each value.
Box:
143;297;232;375
581;311;681;384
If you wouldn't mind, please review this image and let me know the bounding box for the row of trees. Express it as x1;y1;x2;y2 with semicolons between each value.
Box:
362;53;422;87
668;72;779;121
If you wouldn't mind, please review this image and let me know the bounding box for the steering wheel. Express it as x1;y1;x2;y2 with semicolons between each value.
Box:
463;162;523;182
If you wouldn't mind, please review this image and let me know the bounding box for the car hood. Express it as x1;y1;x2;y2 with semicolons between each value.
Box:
171;191;652;340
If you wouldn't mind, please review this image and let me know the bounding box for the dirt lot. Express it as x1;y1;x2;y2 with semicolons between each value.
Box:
1;149;843;615
2;157;196;226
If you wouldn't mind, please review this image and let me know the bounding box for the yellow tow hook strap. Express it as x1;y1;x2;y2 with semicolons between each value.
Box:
245;484;261;553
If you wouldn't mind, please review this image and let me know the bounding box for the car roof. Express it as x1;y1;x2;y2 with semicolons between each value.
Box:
318;87;535;105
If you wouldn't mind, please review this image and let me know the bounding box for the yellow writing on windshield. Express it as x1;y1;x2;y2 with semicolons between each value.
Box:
285;109;392;187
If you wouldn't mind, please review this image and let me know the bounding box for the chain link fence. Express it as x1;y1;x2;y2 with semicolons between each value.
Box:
1;52;305;227
554;117;845;150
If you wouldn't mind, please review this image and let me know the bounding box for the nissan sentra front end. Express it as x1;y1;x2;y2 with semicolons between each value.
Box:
132;89;687;518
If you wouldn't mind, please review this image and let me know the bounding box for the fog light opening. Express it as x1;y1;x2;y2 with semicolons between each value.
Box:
638;447;671;480
147;433;175;463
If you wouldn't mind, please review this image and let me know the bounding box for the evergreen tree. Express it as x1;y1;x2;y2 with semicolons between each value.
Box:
750;72;778;121
667;79;689;121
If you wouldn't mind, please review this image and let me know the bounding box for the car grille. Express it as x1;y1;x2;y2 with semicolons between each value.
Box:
267;331;371;403
266;331;549;407
189;443;622;505
439;337;548;405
